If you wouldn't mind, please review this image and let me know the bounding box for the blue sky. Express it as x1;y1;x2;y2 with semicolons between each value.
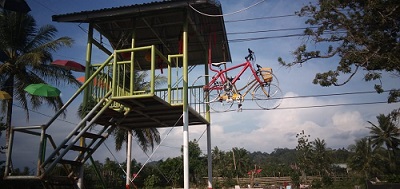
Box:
2;0;399;170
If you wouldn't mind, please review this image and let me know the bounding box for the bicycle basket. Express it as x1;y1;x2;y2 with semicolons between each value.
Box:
260;67;273;82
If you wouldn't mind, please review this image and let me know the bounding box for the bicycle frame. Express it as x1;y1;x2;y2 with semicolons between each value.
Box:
206;59;263;92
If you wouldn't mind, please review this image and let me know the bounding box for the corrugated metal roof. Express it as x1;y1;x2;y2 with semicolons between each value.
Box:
52;0;230;69
52;0;220;23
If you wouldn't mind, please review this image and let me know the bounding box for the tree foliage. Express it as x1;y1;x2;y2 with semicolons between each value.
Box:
0;10;78;152
347;137;386;180
0;10;78;119
278;0;400;102
367;109;400;175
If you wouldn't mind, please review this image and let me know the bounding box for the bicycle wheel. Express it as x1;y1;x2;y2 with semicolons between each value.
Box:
191;75;209;105
206;87;234;112
191;75;233;112
252;83;283;109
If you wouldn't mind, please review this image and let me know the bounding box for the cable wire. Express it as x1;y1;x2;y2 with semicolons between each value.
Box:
189;0;265;17
132;114;184;181
225;14;297;23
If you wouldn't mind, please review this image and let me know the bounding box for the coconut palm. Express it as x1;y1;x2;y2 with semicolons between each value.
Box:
312;138;332;176
348;137;386;180
0;10;78;146
368;112;400;165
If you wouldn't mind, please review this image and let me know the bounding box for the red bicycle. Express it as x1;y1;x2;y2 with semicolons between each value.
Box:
192;49;282;112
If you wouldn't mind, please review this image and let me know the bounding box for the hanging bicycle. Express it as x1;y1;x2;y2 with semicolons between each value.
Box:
192;49;283;112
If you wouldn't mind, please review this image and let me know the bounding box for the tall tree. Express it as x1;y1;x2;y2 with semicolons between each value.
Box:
295;130;314;182
348;137;386;181
312;138;332;177
312;138;333;187
231;147;251;184
278;0;400;102
0;10;78;147
367;109;400;171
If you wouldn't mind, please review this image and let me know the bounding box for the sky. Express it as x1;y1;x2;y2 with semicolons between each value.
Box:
2;0;399;172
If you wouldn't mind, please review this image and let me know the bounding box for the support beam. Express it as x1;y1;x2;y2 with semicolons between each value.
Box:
207;124;212;189
126;130;132;189
182;17;189;189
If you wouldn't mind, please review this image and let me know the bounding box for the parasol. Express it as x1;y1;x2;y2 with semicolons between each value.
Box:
0;90;12;100
24;84;61;97
51;60;86;72
77;76;109;89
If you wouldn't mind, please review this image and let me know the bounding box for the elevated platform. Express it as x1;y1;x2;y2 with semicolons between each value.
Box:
93;95;209;129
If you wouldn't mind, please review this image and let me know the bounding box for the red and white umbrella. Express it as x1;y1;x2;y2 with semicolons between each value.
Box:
77;76;109;89
51;60;86;72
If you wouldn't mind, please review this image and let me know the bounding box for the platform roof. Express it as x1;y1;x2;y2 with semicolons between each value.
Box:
52;0;231;70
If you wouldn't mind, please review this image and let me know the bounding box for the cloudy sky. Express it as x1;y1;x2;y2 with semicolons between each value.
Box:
2;0;398;170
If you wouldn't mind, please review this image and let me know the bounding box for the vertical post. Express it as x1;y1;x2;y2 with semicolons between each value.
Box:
207;124;212;189
78;23;94;189
126;130;132;189
4;127;14;176
206;42;212;188
182;18;189;189
150;45;156;94
83;24;93;107
206;41;211;122
37;127;45;176
126;26;136;189
129;23;136;95
167;56;172;104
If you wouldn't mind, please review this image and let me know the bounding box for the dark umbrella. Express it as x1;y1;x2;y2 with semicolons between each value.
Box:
51;60;86;72
24;84;61;97
0;0;31;13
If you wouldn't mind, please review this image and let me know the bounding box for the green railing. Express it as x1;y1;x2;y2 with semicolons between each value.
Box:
86;45;207;118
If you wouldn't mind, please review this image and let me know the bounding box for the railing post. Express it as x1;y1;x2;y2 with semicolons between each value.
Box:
130;29;136;95
150;45;156;94
4;127;14;177
168;55;172;104
37;126;45;176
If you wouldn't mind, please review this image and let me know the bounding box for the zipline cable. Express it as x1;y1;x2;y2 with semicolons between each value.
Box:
132;114;184;181
189;0;265;17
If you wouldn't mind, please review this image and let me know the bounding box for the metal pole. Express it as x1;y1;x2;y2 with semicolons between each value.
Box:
206;43;212;189
126;130;132;189
79;23;93;189
207;124;212;189
182;17;189;189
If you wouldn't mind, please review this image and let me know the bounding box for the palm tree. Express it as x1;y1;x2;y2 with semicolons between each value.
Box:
0;10;78;146
348;137;386;180
312;138;332;177
367;112;400;168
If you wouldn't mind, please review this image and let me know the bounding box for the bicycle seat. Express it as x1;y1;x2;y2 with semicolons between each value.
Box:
211;62;227;67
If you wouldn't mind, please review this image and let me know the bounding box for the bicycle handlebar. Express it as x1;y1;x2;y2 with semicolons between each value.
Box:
245;48;254;61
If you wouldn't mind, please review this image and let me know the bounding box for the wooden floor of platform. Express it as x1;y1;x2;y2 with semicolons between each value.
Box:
93;95;209;129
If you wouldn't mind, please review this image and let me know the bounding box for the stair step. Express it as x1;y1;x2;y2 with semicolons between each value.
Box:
62;144;92;152
77;132;104;139
45;176;76;186
58;159;82;166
